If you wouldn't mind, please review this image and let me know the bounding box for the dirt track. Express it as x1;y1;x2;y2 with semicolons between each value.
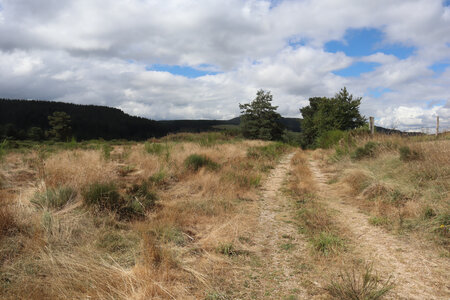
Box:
309;158;450;300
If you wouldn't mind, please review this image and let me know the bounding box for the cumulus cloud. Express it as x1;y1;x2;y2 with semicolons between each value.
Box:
0;0;449;130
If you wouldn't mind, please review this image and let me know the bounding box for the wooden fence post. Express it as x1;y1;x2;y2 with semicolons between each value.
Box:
436;116;439;137
369;117;374;135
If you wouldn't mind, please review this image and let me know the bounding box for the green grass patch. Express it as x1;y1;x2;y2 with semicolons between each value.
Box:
216;243;236;256
280;242;295;251
311;232;345;256
368;216;391;227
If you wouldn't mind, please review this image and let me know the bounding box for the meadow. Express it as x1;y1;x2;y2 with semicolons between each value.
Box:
0;132;289;299
0;131;448;299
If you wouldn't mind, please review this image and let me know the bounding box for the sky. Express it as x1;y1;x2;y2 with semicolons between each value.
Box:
0;0;449;131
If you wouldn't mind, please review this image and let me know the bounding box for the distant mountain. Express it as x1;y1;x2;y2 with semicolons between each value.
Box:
0;98;301;140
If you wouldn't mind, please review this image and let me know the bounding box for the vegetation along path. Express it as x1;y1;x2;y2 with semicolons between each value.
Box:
308;158;450;299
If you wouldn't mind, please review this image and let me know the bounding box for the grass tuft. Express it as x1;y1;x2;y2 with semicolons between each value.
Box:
311;232;345;256
326;264;395;300
184;154;219;171
351;142;378;160
82;182;122;211
31;187;77;209
399;146;422;162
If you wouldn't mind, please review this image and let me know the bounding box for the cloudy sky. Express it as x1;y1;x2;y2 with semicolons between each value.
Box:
1;0;449;130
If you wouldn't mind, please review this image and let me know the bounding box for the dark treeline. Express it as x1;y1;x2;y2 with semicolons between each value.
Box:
0;99;301;141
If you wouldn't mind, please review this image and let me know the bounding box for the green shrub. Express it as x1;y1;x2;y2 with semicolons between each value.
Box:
351;141;378;160
184;154;219;171
31;187;77;209
316;130;345;149
399;146;422;161
82;182;122;210
326;264;394;300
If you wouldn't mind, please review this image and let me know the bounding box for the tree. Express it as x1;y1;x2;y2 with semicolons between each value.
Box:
239;89;284;140
27;127;44;141
48;111;72;141
299;87;366;147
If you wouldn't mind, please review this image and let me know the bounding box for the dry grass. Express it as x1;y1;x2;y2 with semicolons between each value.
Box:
288;151;347;256
0;134;288;299
322;133;450;249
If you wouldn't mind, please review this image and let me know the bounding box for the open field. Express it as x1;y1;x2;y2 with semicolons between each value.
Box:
0;132;448;299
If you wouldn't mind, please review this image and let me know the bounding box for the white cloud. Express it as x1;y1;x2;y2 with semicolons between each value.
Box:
0;0;449;130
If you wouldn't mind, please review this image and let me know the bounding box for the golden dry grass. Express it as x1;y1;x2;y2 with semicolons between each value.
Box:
0;135;288;299
319;133;450;249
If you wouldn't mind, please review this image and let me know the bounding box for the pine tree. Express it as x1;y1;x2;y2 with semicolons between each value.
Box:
239;90;284;140
48;111;72;141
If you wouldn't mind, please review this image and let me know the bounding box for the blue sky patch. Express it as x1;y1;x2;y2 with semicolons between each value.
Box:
429;62;450;74
366;87;392;98
332;61;381;77
288;37;308;49
426;99;447;108
444;0;450;7
146;64;220;78
324;28;416;59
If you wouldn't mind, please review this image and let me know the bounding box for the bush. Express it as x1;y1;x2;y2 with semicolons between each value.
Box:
316;130;345;149
351;141;378;160
399;146;422;162
184;154;219;171
326;264;394;300
31;187;77;209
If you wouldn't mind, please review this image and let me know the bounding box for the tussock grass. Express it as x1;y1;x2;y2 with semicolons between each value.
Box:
326;264;394;300
1;135;288;299
184;154;219;171
31;186;77;209
323;133;449;249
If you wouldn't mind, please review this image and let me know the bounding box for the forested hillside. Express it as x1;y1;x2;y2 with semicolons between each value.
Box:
0;99;301;140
